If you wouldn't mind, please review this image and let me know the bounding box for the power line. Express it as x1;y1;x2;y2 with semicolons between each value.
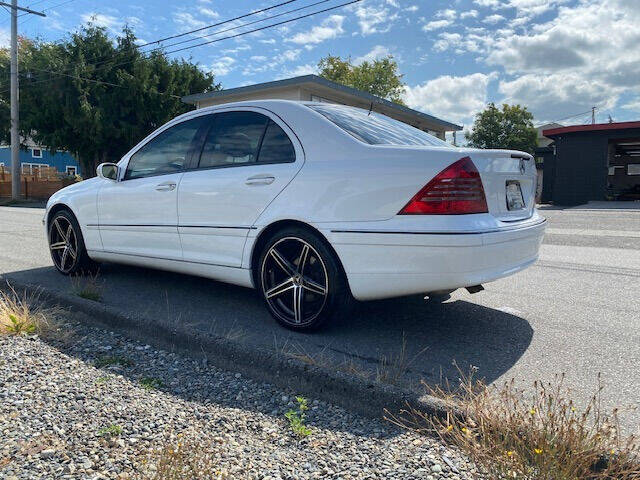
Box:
147;0;331;52
10;0;316;86
165;0;362;55
23;65;183;98
0;0;361;94
138;0;300;48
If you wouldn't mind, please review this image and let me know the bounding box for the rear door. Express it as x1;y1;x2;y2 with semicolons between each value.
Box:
177;109;303;267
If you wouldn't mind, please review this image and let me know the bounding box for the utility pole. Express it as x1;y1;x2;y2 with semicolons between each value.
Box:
591;106;596;125
1;1;45;200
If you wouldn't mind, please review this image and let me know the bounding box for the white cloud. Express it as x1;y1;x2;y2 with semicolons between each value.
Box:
405;5;419;12
436;9;458;20
433;32;462;52
275;49;301;63
483;14;506;24
173;11;208;30
351;3;399;35
403;73;496;125
81;13;120;30
473;0;503;8
0;27;9;48
287;15;344;44
461;10;479;19
287;63;317;77
622;98;640;113
209;56;236;76
354;45;391;64
499;73;617;122
423;19;454;31
250;55;267;62
197;7;219;19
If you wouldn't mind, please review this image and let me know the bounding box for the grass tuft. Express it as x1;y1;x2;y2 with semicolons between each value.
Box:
386;371;640;479
0;285;57;336
139;436;229;479
376;333;426;386
97;424;123;437
140;377;163;391
70;271;103;302
94;355;134;368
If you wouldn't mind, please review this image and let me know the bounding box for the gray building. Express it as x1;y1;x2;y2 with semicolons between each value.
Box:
541;122;640;205
182;75;462;140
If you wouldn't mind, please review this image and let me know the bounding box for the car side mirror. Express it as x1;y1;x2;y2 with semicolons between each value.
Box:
96;163;119;181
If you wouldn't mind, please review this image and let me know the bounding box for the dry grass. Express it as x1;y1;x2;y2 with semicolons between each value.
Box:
386;371;640;480
137;436;231;480
0;285;57;336
376;333;426;386
70;271;103;302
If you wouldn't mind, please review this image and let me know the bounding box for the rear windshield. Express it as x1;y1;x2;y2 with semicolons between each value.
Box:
306;104;451;147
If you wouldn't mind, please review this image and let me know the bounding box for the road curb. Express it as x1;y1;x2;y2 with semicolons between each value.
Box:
2;278;452;421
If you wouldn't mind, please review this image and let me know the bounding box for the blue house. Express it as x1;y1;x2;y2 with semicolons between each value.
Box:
0;144;81;176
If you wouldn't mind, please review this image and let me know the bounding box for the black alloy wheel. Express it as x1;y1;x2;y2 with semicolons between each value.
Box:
258;228;350;331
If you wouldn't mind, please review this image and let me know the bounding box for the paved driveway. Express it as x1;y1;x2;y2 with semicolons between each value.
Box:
1;204;639;433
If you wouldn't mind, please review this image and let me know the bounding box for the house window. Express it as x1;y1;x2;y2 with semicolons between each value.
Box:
628;164;640;175
31;148;43;158
66;166;77;176
22;162;48;176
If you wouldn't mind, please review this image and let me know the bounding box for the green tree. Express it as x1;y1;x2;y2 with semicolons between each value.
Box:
465;103;538;154
318;54;405;104
0;25;218;176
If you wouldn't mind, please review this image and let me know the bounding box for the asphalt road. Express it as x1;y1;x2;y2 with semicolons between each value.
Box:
1;203;639;433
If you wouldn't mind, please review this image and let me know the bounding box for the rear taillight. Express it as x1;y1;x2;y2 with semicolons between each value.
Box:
399;156;488;215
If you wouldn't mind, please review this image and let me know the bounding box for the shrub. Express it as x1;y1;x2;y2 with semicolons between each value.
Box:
0;286;56;335
387;372;640;479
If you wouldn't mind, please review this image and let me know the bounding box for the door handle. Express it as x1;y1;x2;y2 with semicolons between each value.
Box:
245;175;275;186
155;182;176;191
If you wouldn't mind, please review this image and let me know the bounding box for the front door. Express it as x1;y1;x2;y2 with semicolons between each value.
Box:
97;115;208;260
178;110;303;267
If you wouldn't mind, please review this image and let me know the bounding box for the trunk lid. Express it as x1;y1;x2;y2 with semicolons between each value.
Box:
464;149;537;221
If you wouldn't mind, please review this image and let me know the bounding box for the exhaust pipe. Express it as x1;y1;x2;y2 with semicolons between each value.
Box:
465;284;484;294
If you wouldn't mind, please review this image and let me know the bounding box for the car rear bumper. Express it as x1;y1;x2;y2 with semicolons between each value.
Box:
324;217;546;301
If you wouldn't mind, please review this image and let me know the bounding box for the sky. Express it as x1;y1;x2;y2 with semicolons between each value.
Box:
1;0;639;131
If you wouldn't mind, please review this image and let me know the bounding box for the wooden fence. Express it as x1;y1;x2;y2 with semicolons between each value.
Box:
0;166;79;200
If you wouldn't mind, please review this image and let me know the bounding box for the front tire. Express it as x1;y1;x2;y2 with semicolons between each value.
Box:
48;209;95;275
257;227;350;331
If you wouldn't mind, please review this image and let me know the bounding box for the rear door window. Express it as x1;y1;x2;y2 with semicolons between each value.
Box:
198;112;268;168
258;120;296;164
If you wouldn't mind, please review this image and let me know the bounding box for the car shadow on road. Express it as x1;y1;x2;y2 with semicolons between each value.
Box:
5;263;534;434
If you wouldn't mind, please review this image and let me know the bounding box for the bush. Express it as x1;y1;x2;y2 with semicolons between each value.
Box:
387;372;640;479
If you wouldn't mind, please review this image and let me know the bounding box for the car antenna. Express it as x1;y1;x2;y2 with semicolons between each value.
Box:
367;101;374;116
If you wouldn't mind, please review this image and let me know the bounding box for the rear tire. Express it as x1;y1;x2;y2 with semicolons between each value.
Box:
48;209;97;275
257;227;350;332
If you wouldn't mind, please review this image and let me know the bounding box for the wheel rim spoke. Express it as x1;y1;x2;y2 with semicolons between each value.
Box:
53;219;66;241
60;247;69;270
270;248;296;276
302;277;327;296
67;244;77;259
296;244;310;274
265;278;294;299
292;285;303;323
50;241;66;251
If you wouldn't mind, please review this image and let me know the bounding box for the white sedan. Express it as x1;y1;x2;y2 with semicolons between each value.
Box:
45;100;546;331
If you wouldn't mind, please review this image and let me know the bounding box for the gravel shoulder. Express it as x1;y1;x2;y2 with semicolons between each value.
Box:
0;315;481;479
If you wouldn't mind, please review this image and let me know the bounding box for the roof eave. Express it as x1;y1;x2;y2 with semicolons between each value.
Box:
182;75;462;132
